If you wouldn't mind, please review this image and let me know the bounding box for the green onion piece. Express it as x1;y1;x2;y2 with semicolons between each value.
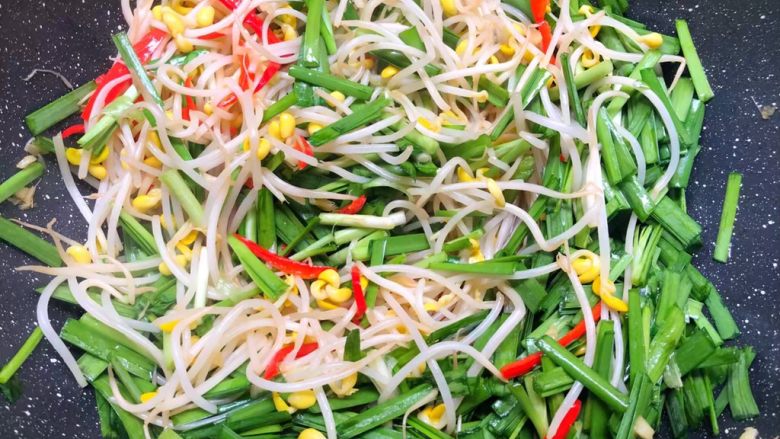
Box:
640;69;693;146
257;188;277;249
619;176;656;221
381;233;430;256
262;92;298;124
91;375;146;438
442;27;459;48
491;68;551;140
606;50;662;114
665;388;688;437
675;330;716;376
78;86;140;151
713;172;742;263
318;2;337;55
370;50;442;77
443;229;485;253
160;170;205;227
110;357;143;403
548;60;614;101
646;306;685;383
478;76;509;108
288;65;374;100
727;348;759;420
344;329;363;361
508;383;548;438
614;373;653;439
627;290;645;387
279;218;320;257
0;327;43;384
675;20;714;102
0;216;62;267
309;97;392;146
533;367;574;397
336;383;434;438
25;81;96;135
227;235;288;300
429;260;518;276
240;205;257;242
685;299;723;346
119;211;158;256
704;283;740;340
382;116;440;155
310;389;379;413
113;33;163;106
32;136;55;154
669;144;701;188
302;0;324;67
535;335;629;412
560;53;586;125
60;319;154;379
650;196;702;250
585;320;615;437
0;162;44;204
670;77;695;121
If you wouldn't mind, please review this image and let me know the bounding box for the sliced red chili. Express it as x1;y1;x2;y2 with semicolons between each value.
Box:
501;302;602;380
539;21;553;53
182;78;196;121
263;342;319;379
550;399;582;439
82;28;168;121
530;0;549;23
499;352;543;379
293;136;314;170
233;233;333;279
61;124;85;139
351;265;367;323
337;195;367;215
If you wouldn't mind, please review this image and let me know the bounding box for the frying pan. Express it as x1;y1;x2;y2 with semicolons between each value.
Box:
0;0;777;437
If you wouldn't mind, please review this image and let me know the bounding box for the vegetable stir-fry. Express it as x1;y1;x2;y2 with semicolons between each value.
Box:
0;0;756;437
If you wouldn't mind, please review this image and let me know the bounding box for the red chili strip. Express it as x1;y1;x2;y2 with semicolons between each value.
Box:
82;28;168;121
337;195;367;215
263;342;319;379
351;265;367;323
61;124;85;139
501;302;602;379
293;136;314;170
233;233;333;279
549;399;582;439
530;0;549;23
182;78;196;121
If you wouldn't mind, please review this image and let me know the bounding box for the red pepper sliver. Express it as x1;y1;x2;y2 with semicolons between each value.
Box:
501;302;602;380
81;29;168;121
263;342;319;379
199;32;226;40
337;195;367;215
530;0;549;23
500;352;542;379
539;21;553;53
233;234;333;279
293;136;314;169
549;399;582;439
61;124;85;139
557;301;602;347
351;265;367;323
182;78;196;121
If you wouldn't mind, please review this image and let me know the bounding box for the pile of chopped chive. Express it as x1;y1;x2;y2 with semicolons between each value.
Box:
0;0;760;438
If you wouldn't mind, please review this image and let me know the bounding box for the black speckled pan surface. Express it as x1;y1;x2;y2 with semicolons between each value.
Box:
0;0;778;437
